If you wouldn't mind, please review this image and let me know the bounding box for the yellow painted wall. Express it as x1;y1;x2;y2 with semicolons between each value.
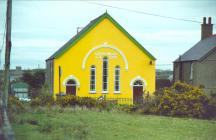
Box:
53;18;155;103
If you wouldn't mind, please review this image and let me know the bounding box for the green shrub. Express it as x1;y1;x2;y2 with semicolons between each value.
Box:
127;82;216;119
8;96;26;113
30;97;40;107
56;95;78;107
156;82;209;118
203;97;216;119
30;85;54;107
117;104;139;113
39;93;54;106
7;96;26;122
79;97;97;109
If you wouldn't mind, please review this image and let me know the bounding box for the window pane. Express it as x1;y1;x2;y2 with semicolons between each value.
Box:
102;57;108;91
90;65;96;91
115;81;119;85
115;86;119;91
91;70;95;75
115;76;119;80
114;66;120;92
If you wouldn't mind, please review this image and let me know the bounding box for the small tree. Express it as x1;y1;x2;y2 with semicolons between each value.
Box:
21;70;45;98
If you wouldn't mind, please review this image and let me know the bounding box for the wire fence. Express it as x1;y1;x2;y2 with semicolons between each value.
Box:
102;97;133;105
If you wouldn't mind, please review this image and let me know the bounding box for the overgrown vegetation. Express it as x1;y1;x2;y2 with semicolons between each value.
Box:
123;82;216;119
11;81;216;119
7;81;216;140
11;107;216;140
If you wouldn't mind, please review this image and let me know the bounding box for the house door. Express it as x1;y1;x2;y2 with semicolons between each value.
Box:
66;80;76;95
133;80;143;104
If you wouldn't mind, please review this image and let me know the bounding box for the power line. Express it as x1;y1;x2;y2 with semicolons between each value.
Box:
84;1;202;24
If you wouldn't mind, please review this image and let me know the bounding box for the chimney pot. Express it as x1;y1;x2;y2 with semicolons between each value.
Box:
208;17;212;24
201;17;213;40
203;17;206;24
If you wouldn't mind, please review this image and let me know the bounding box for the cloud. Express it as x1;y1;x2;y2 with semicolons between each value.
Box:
12;38;65;48
130;29;200;43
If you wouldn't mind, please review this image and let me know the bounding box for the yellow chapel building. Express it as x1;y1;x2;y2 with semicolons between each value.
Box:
46;12;156;104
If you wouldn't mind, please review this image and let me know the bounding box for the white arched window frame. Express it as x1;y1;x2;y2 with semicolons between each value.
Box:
63;75;80;88
102;57;108;93
90;65;96;93
114;65;120;93
130;76;147;88
82;43;128;71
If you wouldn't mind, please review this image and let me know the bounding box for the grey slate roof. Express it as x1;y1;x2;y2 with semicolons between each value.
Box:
174;35;216;62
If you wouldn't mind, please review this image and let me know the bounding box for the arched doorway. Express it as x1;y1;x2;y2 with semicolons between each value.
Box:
133;80;144;104
66;80;76;95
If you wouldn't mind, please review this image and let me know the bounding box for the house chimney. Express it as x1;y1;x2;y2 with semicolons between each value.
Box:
201;17;213;40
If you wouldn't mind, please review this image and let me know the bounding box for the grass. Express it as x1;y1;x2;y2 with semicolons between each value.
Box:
11;107;216;140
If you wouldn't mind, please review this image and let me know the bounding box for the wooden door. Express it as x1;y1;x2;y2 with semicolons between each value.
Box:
133;80;144;104
66;80;76;95
66;85;76;95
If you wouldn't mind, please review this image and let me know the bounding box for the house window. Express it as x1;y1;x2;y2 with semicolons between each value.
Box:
90;65;96;92
102;57;108;93
114;65;120;93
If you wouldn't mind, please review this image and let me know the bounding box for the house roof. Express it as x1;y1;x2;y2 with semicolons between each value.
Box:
46;12;156;61
174;35;216;62
11;82;29;89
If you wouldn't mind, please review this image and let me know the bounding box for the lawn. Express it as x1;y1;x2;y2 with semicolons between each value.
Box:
11;107;216;140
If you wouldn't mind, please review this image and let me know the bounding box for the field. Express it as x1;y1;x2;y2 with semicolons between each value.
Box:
12;107;216;140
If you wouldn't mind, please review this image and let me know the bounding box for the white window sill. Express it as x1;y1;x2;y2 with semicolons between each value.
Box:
114;91;120;94
102;91;108;94
89;91;96;94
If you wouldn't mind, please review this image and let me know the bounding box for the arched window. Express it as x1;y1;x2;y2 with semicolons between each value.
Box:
90;65;96;92
102;57;108;92
114;65;120;93
133;80;143;86
66;80;76;85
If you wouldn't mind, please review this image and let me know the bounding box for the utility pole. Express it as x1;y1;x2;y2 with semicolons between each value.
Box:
3;0;12;109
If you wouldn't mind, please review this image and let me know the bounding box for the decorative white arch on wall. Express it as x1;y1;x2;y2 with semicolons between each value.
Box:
130;76;147;88
82;43;129;70
63;75;80;88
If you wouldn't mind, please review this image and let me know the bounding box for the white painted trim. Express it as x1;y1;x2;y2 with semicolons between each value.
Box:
82;43;129;70
114;91;120;94
63;75;80;88
89;91;96;94
130;76;147;88
102;91;108;94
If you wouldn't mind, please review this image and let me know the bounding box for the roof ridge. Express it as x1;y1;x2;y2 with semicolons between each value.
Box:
47;12;156;61
174;35;216;62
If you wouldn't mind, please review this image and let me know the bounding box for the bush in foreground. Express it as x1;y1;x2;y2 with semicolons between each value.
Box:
29;82;216;119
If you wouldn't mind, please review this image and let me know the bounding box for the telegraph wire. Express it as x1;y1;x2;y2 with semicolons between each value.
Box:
84;1;203;24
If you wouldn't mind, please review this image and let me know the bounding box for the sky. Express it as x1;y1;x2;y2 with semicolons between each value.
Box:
0;0;216;70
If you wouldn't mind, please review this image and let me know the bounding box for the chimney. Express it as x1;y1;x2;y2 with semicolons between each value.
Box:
201;17;213;40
